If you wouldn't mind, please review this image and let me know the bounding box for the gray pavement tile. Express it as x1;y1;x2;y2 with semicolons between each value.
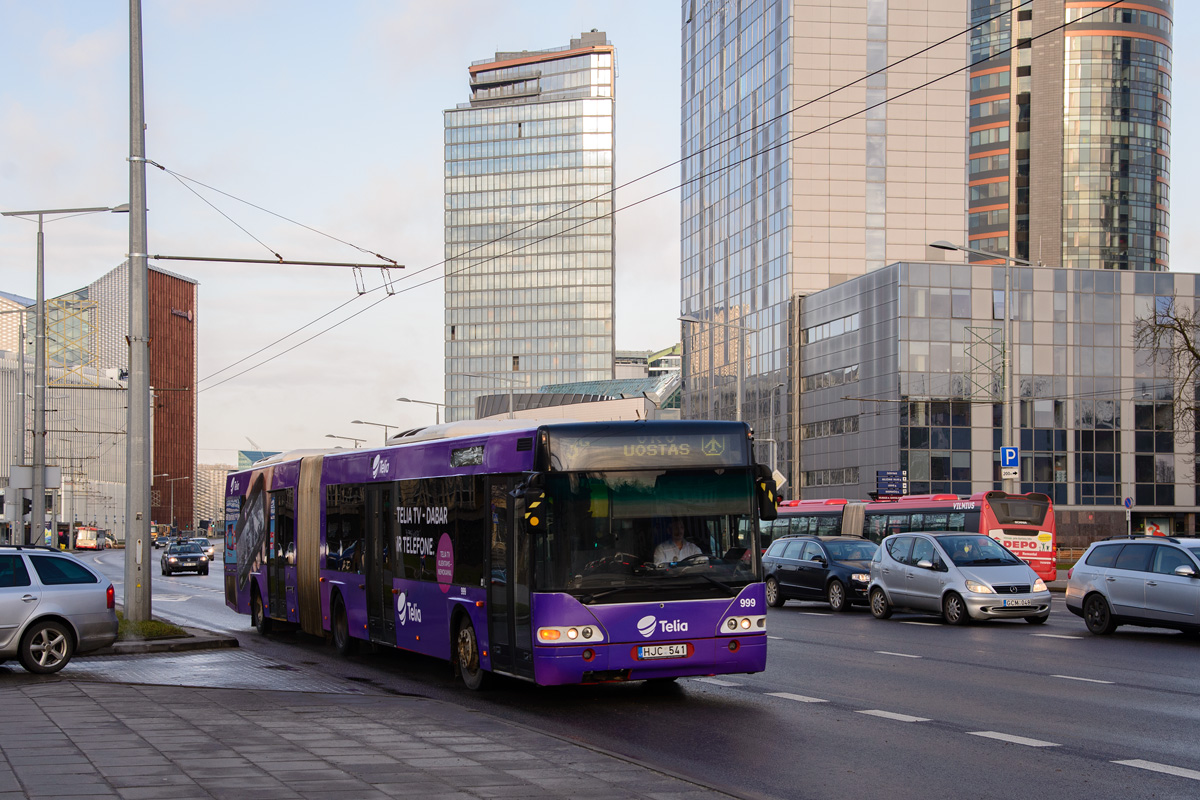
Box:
324;754;402;765
116;787;212;800
203;788;301;800
95;765;183;778
259;761;341;773
105;774;203;789
296;791;393;800
399;757;483;769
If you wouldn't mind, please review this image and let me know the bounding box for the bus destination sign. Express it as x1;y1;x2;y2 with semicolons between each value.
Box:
546;427;750;471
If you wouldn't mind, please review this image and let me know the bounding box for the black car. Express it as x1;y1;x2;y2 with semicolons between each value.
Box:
161;543;209;576
764;535;878;611
152;535;169;549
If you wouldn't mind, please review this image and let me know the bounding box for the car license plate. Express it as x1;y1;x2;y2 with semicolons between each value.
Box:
1002;598;1031;607
638;644;688;660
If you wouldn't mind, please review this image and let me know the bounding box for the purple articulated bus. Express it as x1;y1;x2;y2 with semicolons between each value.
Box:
224;419;778;689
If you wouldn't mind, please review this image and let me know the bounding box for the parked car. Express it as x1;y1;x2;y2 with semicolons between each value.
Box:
869;532;1051;625
0;545;118;674
764;535;878;611
161;543;209;576
1065;535;1200;635
189;538;215;561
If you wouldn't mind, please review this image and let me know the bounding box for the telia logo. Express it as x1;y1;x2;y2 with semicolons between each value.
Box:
637;615;657;638
371;455;391;480
230;477;240;492
397;591;407;624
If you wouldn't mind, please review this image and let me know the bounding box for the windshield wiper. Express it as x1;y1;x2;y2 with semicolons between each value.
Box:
578;586;647;604
692;573;737;596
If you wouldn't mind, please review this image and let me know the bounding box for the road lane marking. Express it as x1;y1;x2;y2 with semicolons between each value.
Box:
968;731;1059;748
1113;760;1200;781
900;621;940;626
857;710;930;723
1032;633;1082;640
1052;674;1113;684
692;677;741;687
767;692;827;703
767;636;784;640
875;651;921;659
797;612;827;616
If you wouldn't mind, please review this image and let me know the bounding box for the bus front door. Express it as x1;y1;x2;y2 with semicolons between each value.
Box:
365;485;396;645
487;484;534;680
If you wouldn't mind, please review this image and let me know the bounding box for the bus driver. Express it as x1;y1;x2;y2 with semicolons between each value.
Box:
653;519;701;565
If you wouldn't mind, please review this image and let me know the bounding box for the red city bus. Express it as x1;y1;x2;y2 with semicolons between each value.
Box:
768;499;865;548
861;492;1056;582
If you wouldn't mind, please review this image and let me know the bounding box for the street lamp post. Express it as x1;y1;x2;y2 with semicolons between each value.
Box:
930;240;1033;494
396;397;446;425
164;476;189;530
2;204;129;544
325;434;364;449
679;314;759;422
351;419;396;444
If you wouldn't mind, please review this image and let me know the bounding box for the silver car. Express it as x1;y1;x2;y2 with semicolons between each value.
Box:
869;532;1051;624
1065;536;1200;635
0;545;119;674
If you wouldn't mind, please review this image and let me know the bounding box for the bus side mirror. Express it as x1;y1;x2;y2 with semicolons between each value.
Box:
756;464;778;521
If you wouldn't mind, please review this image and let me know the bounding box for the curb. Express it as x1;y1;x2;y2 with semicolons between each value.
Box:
90;625;240;657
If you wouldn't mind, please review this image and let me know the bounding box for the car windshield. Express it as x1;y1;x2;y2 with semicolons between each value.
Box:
169;544;202;555
940;535;1021;566
825;540;878;561
535;469;762;603
192;539;210;547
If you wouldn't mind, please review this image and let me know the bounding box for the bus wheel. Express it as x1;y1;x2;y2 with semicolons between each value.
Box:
942;592;970;626
765;577;784;608
826;580;848;612
251;589;273;636
331;595;355;656
455;617;489;691
869;587;892;619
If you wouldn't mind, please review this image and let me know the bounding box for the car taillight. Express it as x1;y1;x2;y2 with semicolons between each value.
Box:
106;584;115;609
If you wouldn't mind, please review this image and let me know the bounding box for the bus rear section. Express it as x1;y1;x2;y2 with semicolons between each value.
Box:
74;528;104;550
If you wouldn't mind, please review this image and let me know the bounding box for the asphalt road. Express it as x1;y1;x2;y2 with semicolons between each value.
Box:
85;550;1200;800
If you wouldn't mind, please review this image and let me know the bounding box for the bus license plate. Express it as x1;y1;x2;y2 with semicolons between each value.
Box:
639;644;688;660
1003;598;1031;607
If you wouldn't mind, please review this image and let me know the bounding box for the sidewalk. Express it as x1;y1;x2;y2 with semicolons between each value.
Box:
0;633;744;800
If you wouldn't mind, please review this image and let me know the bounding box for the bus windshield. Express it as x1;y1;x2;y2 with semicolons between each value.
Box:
536;469;761;603
988;496;1051;526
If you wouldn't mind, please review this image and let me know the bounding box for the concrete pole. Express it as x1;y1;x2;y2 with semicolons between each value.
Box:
124;0;153;620
32;216;45;546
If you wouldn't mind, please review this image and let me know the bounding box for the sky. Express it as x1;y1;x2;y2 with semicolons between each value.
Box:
1;1;1197;466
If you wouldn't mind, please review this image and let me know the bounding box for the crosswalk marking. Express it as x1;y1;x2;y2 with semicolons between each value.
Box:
1032;633;1082;640
692;677;741;687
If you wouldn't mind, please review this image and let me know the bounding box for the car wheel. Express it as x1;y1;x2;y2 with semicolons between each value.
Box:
201;568;209;576
942;592;970;625
869;587;892;619
331;594;354;656
1083;593;1118;635
252;589;273;636
19;620;74;675
1024;613;1049;625
827;580;848;612
455;616;490;690
765;577;784;608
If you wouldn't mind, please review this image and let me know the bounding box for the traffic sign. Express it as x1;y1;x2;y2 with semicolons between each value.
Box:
1001;467;1018;480
1000;447;1018;468
1124;496;1133;509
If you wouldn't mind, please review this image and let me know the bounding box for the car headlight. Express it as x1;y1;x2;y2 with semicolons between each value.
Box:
964;579;993;594
167;557;178;563
851;573;870;583
1032;578;1047;592
200;556;208;561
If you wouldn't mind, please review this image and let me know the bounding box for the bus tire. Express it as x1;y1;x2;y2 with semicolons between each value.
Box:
455;616;489;691
765;577;784;608
826;579;848;612
331;594;355;656
252;588;273;636
869;587;892;619
942;592;970;626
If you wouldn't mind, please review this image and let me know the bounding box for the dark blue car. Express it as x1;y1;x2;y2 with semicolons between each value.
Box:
764;535;878;611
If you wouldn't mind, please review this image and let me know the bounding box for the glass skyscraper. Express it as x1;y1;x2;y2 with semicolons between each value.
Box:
443;31;617;422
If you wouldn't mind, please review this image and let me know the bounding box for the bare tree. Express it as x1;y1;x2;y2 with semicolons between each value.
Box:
1133;293;1200;438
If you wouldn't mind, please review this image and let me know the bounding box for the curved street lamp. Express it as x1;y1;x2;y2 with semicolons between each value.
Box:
396;397;446;424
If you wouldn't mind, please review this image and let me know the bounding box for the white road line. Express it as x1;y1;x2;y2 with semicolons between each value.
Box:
875;651;921;659
900;621;941;626
1032;633;1082;640
767;635;784;640
968;731;1059;748
692;677;741;687
767;692;827;704
1113;760;1200;781
857;710;930;723
1052;674;1114;684
797;612;827;616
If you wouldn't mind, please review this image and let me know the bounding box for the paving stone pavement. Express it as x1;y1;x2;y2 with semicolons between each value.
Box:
0;653;740;800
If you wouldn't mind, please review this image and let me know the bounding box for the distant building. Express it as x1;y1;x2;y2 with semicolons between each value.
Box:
444;31;617;422
615;344;682;380
475;372;681;422
195;463;234;532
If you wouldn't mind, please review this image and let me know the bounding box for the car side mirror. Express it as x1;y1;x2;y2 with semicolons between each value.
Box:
811;554;826;565
916;559;934;570
1175;564;1197;578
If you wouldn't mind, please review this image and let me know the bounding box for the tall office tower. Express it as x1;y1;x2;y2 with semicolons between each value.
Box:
968;0;1171;269
444;31;617;422
680;1;968;477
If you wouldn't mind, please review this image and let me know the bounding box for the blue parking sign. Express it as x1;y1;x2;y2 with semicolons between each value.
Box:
1000;446;1018;468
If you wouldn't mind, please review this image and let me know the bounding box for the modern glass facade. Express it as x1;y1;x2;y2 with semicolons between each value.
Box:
967;0;1172;270
799;262;1197;543
443;32;616;421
